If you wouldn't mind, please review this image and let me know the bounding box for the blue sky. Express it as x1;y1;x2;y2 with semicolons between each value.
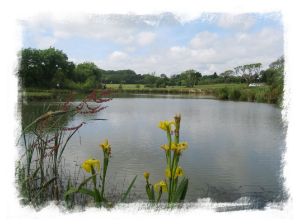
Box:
21;12;283;75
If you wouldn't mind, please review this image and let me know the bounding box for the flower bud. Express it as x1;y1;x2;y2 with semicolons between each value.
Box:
144;172;150;180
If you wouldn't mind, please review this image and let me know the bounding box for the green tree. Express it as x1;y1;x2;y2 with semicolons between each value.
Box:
74;62;102;89
18;47;74;88
180;70;201;87
234;63;262;84
220;70;234;83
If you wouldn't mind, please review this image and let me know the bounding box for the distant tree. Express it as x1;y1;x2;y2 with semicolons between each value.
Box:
142;74;159;87
219;70;234;83
269;56;284;72
180;69;202;87
234;63;262;84
74;62;102;88
102;69;137;84
160;74;167;79
18;47;74;88
220;70;234;78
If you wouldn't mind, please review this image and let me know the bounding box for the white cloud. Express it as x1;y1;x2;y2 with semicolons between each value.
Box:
189;31;218;48
23;14;173;46
109;51;128;61
217;14;256;30
23;13;283;75
97;27;283;75
137;31;156;46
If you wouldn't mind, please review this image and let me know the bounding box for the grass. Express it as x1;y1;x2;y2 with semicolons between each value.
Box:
106;84;146;90
22;83;280;104
16;91;117;208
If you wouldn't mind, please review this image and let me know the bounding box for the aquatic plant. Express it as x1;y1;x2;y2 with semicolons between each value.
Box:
64;139;137;207
16;90;111;206
144;114;189;203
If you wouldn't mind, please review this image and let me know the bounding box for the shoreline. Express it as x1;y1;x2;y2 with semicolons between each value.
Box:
20;83;281;105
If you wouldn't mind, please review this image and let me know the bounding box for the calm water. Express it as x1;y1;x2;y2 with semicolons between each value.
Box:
22;96;286;203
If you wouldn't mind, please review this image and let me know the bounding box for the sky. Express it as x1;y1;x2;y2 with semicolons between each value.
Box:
21;12;283;76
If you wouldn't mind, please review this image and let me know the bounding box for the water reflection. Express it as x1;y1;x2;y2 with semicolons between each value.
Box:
21;97;286;203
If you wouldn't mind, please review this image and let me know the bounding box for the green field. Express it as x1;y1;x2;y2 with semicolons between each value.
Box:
22;82;281;105
106;83;247;90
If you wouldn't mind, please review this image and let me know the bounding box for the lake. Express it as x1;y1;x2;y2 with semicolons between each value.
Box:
21;95;286;204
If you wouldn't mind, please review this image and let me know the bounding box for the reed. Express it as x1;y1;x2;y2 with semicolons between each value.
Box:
16;90;111;207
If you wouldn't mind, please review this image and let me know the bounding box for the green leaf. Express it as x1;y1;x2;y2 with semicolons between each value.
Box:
173;178;189;202
78;188;96;198
150;185;155;202
145;184;155;202
33;177;56;200
78;175;95;190
64;187;78;198
120;175;137;202
146;184;152;200
179;179;188;201
21;167;40;185
93;188;102;203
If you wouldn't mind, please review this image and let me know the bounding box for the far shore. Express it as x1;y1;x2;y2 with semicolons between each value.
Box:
21;83;281;105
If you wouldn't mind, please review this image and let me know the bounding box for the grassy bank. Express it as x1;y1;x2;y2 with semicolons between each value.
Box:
21;83;281;105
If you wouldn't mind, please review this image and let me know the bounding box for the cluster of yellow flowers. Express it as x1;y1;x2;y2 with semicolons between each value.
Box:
144;114;189;203
165;166;184;178
73;139;136;205
160;141;188;154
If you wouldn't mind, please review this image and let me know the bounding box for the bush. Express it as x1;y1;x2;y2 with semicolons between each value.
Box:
228;89;241;101
218;88;229;100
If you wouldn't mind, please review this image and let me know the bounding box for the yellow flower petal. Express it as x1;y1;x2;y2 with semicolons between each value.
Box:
81;161;91;173
158;120;174;132
165;168;171;178
154;180;168;192
100;139;111;155
81;159;100;173
175;166;184;178
160;144;170;151
172;141;189;154
160;181;168;192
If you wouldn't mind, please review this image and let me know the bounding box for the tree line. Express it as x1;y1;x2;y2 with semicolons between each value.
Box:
18;47;284;90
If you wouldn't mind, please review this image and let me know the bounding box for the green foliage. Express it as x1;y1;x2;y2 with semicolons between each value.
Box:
228;89;241;101
74;62;102;88
144;115;189;204
120;175;138;202
234;63;262;84
19;47;74;88
218;87;229;100
19;47;284;105
16;91;112;207
179;70;202;87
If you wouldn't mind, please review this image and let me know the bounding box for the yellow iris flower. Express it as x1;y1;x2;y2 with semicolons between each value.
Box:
144;172;150;180
165;167;184;178
175;166;184;178
171;141;188;153
177;141;188;151
81;159;100;173
160;144;170;151
158;120;174;132
100;139;111;154
154;180;168;192
171;142;178;151
161;142;187;151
